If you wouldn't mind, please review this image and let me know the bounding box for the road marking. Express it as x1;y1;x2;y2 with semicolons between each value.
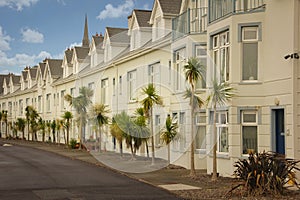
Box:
3;144;12;147
159;183;201;191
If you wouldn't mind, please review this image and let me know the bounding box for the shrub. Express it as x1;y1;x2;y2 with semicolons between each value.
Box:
233;151;300;196
69;139;77;149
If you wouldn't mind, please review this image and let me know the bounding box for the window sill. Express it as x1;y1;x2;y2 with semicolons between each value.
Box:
209;152;230;159
128;99;138;104
195;149;206;154
239;80;262;85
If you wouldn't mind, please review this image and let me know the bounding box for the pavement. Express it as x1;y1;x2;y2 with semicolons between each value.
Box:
2;139;204;195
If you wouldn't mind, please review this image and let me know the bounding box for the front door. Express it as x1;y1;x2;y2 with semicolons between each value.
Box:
272;109;285;154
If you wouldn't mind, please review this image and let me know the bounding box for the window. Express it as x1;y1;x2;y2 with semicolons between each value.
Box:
70;88;75;97
26;98;30;107
242;111;258;154
168;60;172;85
112;78;116;96
172;111;186;151
242;27;258;81
119;76;122;95
38;96;42;113
61;90;65;111
155;115;162;146
212;111;229;153
101;78;109;104
174;48;186;91
127;70;137;101
46;94;51;112
196;112;206;150
88;82;95;91
195;45;207;89
19;99;23;115
148;62;160;85
212;31;230;82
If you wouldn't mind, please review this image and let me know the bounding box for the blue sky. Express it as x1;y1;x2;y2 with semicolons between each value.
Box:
0;0;152;74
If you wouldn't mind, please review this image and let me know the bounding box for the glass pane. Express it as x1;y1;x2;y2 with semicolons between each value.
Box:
220;113;227;124
242;43;258;80
243;113;256;123
196;126;206;149
242;126;257;154
243;27;257;40
219;127;228;152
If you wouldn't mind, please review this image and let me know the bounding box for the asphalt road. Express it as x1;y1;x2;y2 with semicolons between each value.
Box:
0;141;181;200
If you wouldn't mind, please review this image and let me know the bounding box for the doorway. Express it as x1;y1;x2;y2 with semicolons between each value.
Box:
271;108;285;155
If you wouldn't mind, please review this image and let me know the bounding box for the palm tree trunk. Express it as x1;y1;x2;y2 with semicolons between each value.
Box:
66;122;69;145
79;119;82;150
150;108;155;165
42;131;45;142
119;141;123;157
168;143;170;165
190;89;196;177
212;103;218;181
22;130;25;140
99;127;102;152
146;140;149;158
5;122;8;138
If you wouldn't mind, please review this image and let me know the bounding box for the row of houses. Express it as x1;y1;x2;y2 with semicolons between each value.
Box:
1;0;300;177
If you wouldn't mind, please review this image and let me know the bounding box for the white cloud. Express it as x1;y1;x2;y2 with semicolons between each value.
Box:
21;28;44;43
0;0;38;11
143;3;151;10
0;50;51;68
0;26;12;51
97;0;134;20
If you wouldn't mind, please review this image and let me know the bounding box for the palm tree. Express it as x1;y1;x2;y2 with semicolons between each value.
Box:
134;107;150;157
25;106;39;141
62;111;73;145
51;120;56;143
183;57;206;177
0;111;3;138
65;86;93;149
110;116;124;156
46;121;51;142
207;80;235;181
160;115;178;165
38;118;46;142
16;118;26;140
141;83;163;165
90;103;109;152
25;106;30;140
2;110;8;138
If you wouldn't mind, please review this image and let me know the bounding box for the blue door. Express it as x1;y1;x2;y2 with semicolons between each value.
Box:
274;109;285;154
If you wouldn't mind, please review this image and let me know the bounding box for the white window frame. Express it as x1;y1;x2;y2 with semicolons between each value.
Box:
212;31;230;83
174;48;186;91
195;44;207;89
241;110;258;154
127;70;137;101
148;62;160;85
196;111;206;151
241;26;259;82
215;110;229;153
46;94;51;112
101;78;109;105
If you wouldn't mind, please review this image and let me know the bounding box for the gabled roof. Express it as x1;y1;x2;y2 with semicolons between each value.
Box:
157;0;182;15
47;59;63;79
92;34;104;47
39;62;46;76
21;71;28;81
11;74;21;85
134;10;152;27
106;27;130;43
74;46;90;60
29;66;38;80
65;48;74;64
0;74;10;94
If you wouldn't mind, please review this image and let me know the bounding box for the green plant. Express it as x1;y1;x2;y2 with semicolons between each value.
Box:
69;139;77;149
232;151;300;196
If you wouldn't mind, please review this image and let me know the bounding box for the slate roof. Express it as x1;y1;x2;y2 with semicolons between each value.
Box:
21;71;28;81
65;48;73;64
74;46;90;60
106;27;130;43
39;62;46;76
92;35;104;47
134;10;152;27
29;66;38;80
11;74;21;85
158;0;182;15
0;74;10;94
47;59;63;79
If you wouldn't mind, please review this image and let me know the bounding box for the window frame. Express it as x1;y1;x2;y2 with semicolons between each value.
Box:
241;110;258;154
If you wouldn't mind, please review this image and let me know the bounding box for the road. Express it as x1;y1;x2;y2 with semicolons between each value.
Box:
0;141;181;200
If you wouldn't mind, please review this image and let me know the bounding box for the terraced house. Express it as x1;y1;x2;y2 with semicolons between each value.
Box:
1;0;300;177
